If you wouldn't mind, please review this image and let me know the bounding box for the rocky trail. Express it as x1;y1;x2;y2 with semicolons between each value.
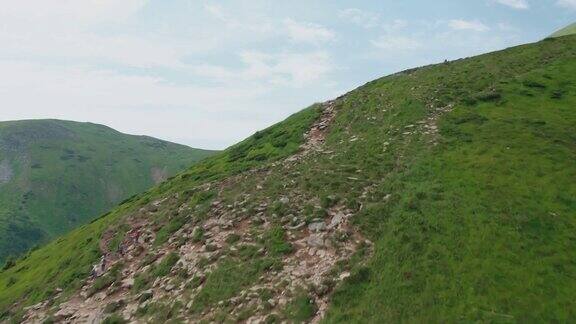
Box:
20;100;372;324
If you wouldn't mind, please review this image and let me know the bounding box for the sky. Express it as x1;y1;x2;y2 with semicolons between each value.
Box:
0;0;575;149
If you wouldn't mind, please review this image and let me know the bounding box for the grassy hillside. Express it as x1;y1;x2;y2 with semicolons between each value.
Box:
0;120;216;263
549;22;576;38
1;35;575;323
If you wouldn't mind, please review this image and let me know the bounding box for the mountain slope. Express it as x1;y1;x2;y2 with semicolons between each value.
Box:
0;119;216;263
549;22;576;38
1;36;575;323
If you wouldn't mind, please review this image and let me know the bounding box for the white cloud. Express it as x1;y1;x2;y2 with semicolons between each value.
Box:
0;0;147;26
203;4;229;21
371;35;421;51
283;19;335;44
0;0;198;68
494;0;530;9
192;51;335;88
448;19;490;32
556;0;576;9
382;19;409;32
0;60;274;148
338;8;380;28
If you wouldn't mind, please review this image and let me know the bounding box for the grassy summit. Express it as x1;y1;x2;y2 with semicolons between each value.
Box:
0;119;216;263
549;22;576;38
0;35;575;322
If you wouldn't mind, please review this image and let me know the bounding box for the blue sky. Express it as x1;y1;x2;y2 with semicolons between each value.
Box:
0;0;574;149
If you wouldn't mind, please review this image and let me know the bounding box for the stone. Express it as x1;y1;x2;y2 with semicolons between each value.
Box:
339;272;351;280
308;222;326;232
121;278;134;290
307;234;325;248
328;212;345;229
54;308;74;321
279;197;290;204
287;222;306;230
138;290;153;304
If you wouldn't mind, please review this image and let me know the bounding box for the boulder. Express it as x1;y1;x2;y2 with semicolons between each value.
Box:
328;212;345;229
308;222;326;232
307;234;325;248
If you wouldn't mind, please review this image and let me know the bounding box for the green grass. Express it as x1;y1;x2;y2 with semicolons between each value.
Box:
262;226;293;256
151;252;180;278
0;119;216;263
283;292;317;322
549;22;576;38
190;257;274;314
321;36;576;322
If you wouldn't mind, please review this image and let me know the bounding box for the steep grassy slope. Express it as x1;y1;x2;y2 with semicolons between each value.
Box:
0;108;320;319
550;22;576;38
1;36;575;323
0;120;216;263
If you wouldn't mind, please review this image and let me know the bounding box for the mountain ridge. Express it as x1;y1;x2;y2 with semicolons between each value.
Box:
549;22;576;38
0;119;217;264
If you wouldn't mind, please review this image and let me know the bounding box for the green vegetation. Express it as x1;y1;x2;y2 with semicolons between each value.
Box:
262;226;293;256
1;33;576;323
102;313;127;324
321;36;576;322
136;299;183;322
154;215;189;246
549;22;576;38
0;119;216;263
283;292;317;322
191;257;273;313
151;252;180;278
88;262;124;297
130;252;180;293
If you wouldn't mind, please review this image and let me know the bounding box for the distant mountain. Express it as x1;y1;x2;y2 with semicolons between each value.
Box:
0;119;216;263
549;22;576;38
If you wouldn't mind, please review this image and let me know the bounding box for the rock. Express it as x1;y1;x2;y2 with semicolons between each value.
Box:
307;234;325;248
148;205;159;213
138;290;153;303
123;303;138;319
23;302;44;311
121;278;134;290
54;308;74;321
287;222;306;230
328;212;345;229
279;197;290;204
339;272;351;280
308;222;326;232
278;297;288;306
165;284;175;292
